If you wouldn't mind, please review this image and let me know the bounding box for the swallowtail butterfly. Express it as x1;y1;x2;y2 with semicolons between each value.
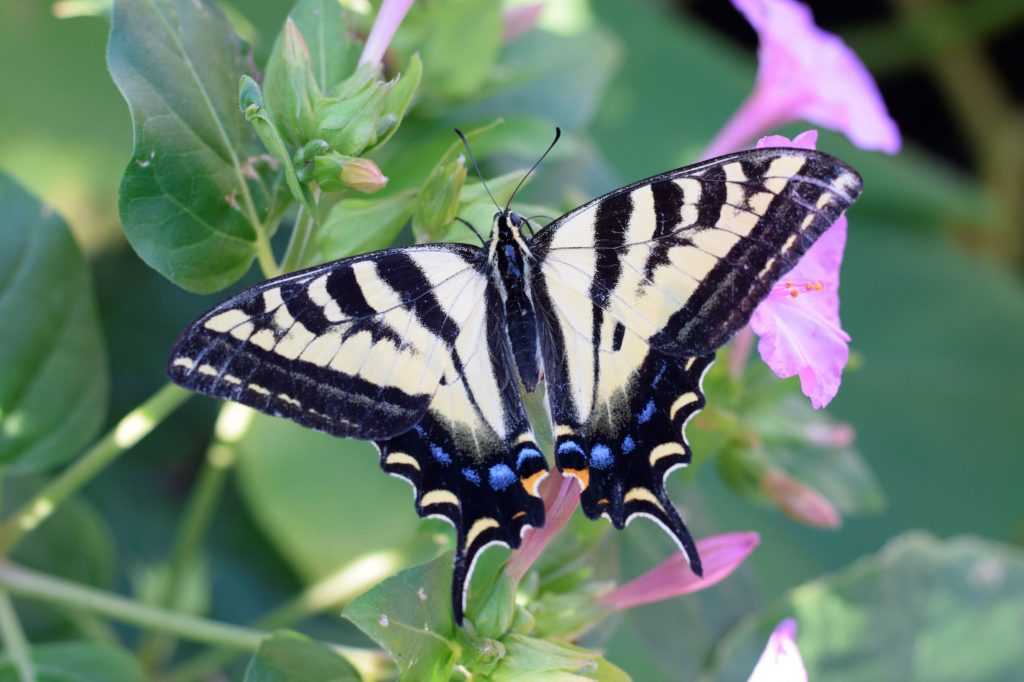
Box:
168;133;862;623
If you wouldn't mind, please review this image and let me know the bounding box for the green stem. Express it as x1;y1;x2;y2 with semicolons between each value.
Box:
164;558;400;682
254;228;280;279
281;203;317;273
137;440;237;669
0;561;387;678
0;590;35;682
0;383;191;556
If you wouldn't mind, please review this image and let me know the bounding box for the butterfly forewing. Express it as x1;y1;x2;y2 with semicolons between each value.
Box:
529;147;862;560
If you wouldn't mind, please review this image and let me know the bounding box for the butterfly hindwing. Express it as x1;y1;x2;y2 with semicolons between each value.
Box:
375;277;548;624
530;147;862;563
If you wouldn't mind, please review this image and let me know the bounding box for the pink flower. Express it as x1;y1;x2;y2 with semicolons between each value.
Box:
761;470;841;529
704;0;900;158
503;3;544;43
748;131;851;409
598;532;760;611
748;619;808;682
505;468;580;583
358;0;415;67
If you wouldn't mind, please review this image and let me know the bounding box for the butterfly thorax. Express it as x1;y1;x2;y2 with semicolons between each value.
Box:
490;211;541;392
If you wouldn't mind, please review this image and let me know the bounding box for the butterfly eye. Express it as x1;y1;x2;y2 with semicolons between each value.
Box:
509;212;523;227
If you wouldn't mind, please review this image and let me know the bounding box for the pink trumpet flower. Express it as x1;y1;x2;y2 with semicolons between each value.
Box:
358;0;415;67
748;130;852;409
748;619;808;682
505;468;580;582
503;3;544;42
598;532;760;611
704;0;900;158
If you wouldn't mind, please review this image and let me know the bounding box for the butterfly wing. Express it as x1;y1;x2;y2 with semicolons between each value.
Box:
168;244;547;624
529;148;862;565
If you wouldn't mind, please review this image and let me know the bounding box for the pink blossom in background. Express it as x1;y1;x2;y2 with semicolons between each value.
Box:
503;3;544;42
704;0;900;158
761;470;841;529
747;131;852;409
748;619;808;682
598;532;760;611
505;468;580;582
358;0;415;67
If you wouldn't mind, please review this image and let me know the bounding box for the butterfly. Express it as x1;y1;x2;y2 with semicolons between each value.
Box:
168;130;862;624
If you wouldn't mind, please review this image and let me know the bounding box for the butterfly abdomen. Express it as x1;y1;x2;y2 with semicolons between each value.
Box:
495;216;541;391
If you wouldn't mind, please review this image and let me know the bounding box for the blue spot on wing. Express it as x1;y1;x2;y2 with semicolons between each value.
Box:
638;399;656;424
516;447;543;469
489;464;516;491
462;468;480;485
590;444;613;469
429;443;451;465
621;435;636;454
557;441;584;456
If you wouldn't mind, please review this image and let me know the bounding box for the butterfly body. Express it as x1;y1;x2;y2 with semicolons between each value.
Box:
168;147;862;624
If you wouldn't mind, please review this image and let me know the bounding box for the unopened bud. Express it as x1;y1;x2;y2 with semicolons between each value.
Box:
761;470;841;529
341;158;388;193
413;154;466;240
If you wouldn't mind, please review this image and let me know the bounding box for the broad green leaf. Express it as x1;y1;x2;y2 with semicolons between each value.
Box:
235;413;443;583
109;0;262;293
344;553;458;682
414;0;503;104
0;642;144;682
707;533;1024;682
244;631;360;682
0;175;109;474
491;634;625;681
456;28;621;132
310;190;416;265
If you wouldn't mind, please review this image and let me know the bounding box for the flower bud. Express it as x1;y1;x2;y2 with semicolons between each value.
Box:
413;154;466;241
340;158;388;194
761;470;841;528
310;152;387;193
263;18;321;145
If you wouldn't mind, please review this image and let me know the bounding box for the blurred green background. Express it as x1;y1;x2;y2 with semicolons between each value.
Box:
1;0;1023;680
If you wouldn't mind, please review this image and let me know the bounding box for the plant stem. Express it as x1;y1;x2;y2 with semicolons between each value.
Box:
0;590;35;682
164;557;401;682
0;561;387;678
254;228;280;279
0;383;191;556
137;441;237;669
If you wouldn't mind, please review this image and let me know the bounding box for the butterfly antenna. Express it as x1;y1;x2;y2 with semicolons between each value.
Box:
454;217;487;246
506;126;561;213
454;128;501;213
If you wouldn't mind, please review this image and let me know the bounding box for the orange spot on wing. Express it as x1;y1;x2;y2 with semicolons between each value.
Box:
563;467;590;491
521;470;547;497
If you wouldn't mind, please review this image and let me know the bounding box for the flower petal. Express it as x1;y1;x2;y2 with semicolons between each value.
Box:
748;618;808;682
707;0;900;156
598;532;760;611
505;468;580;582
358;0;415;67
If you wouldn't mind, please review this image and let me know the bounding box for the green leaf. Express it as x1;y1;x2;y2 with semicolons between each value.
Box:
707;533;1024;682
310;190;416;265
235;413;442;583
491;634;619;681
456;28;621;132
0;641;145;682
344;553;458;682
0;175;109;474
417;0;503;104
109;0;263;293
244;631;360;682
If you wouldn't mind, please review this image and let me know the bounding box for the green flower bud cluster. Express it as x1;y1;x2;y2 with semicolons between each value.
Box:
242;16;421;197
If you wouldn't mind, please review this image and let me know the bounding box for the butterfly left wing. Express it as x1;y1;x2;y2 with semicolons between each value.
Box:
529;147;862;568
168;245;547;625
374;278;548;626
